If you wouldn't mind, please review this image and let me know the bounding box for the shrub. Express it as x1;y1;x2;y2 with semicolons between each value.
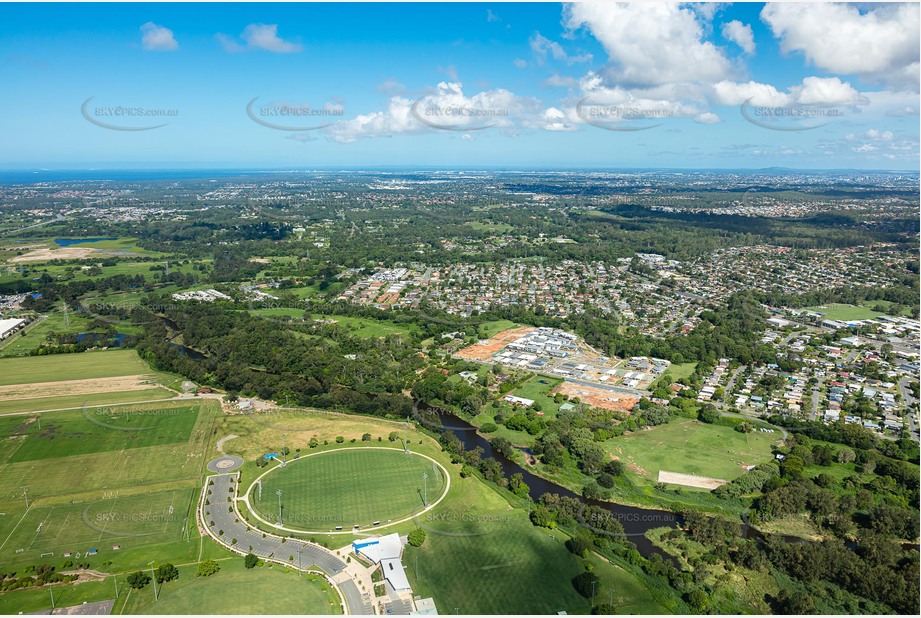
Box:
408;528;426;547
126;571;151;589
197;560;220;577
572;571;600;598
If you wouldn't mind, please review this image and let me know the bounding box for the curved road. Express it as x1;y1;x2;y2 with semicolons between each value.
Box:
200;472;374;615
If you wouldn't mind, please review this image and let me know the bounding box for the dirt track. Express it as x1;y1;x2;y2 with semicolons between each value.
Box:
0;375;155;400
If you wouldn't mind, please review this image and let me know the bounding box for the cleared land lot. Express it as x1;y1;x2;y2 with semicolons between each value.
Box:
0;375;158;401
553;381;639;412
251;448;446;530
455;326;536;361
606;419;779;485
657;470;727;490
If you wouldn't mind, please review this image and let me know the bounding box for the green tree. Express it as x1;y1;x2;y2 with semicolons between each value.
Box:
697;406;720;424
686;589;710;611
361;433;372;442
572;571;600;598
126;571;151;589
155;563;178;584
197;560;220;577
408;528;426;547
244;553;259;569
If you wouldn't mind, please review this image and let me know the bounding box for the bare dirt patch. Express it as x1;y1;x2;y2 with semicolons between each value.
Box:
657;470;726;490
9;246;105;263
552;381;639;412
0;375;155;400
455;326;537;361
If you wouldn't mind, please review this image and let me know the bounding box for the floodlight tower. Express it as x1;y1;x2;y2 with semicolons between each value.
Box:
276;489;283;526
422;472;428;506
282;434;287;464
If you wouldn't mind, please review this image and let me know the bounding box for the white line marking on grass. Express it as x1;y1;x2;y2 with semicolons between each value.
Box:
52;513;72;544
0;505;32;551
27;507;56;550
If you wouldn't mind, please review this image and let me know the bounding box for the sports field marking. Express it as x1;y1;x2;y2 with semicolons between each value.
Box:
242;447;451;535
27;507;56;550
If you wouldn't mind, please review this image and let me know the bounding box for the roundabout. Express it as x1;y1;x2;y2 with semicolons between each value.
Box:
243;446;450;534
206;454;243;473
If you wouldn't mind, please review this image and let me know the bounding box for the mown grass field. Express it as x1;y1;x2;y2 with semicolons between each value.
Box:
0;312;92;358
310;314;416;338
805;303;886;321
0;349;165;386
0;399;217;530
605;419;780;485
0;350;182;415
251;448;446;529
5;401;201;463
403;471;663;615
663;362;697;382
247;307;305;320
0;388;176;416
118;558;340;615
0;487;195;558
477;319;518;339
0;575;116;614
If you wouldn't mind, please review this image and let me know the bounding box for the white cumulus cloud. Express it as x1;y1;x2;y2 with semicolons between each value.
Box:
565;2;732;88
721;20;755;54
217;23;302;54
761;3;920;90
140;22;178;51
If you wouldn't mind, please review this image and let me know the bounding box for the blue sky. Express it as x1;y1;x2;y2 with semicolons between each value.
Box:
0;2;918;169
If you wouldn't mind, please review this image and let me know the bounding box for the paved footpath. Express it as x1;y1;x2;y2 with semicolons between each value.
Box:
200;473;374;615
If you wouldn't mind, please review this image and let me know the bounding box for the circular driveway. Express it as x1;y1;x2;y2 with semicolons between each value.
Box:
207;455;244;473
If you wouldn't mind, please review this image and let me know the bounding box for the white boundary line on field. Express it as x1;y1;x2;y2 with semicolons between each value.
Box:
0;504;32;552
240;446;451;535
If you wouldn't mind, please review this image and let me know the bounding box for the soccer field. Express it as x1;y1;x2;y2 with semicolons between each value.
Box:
249;448;447;530
0;489;194;560
4;401;202;463
804;303;885;321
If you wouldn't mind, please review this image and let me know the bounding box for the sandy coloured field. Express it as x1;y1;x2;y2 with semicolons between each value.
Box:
455;326;537;361
0;375;156;400
552;381;639;412
9;246;100;263
657;470;727;490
